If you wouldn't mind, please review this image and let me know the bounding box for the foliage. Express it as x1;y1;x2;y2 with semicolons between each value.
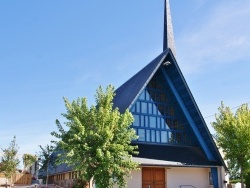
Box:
212;102;250;187
245;173;250;188
73;178;89;188
38;144;55;186
22;153;37;170
229;163;241;180
52;85;139;188
38;144;54;170
0;136;20;185
230;179;243;184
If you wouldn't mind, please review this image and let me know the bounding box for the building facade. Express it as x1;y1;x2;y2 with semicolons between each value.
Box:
40;0;228;187
112;0;228;187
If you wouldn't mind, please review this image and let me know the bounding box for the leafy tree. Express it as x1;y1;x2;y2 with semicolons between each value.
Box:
22;153;37;171
212;103;250;188
52;85;138;188
0;136;20;187
38;144;54;187
245;173;250;188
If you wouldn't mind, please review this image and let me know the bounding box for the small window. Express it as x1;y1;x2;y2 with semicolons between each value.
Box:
145;116;149;127
140;115;144;127
161;118;166;129
133;115;140;126
169;132;174;143
148;103;152;114
136;103;140;113
161;131;167;143
145;90;151;101
130;105;136;112
150;90;156;101
152;104;158;115
149;116;156;128
158;104;164;116
167;119;172;129
151;130;156;142
156;131;160;143
139;90;145;100
146;130;150;142
138;129;145;141
141;102;147;113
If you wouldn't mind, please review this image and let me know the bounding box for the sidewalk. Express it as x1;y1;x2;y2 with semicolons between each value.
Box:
0;184;58;188
14;185;57;188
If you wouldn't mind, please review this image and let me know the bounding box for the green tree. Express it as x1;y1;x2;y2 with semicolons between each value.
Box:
38;144;54;187
0;136;20;187
52;85;138;188
22;153;37;171
212;103;250;188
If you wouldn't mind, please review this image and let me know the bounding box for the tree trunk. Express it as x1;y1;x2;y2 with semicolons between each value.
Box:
5;177;8;188
241;167;244;188
10;175;12;188
5;177;11;188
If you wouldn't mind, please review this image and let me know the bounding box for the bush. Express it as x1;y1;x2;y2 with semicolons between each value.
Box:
73;178;89;188
230;179;242;184
245;173;250;188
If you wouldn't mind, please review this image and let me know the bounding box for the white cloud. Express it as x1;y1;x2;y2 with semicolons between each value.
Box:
176;1;250;74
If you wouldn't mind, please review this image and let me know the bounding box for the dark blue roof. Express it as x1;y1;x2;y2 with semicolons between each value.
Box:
114;49;226;167
40;49;226;177
38;151;73;178
113;49;169;113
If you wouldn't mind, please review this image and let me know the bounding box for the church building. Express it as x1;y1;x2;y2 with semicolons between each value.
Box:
112;0;228;187
40;1;228;187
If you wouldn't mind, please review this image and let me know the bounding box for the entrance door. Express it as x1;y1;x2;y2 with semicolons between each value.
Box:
142;168;165;188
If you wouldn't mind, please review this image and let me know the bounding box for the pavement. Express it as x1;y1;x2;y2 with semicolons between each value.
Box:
0;185;56;188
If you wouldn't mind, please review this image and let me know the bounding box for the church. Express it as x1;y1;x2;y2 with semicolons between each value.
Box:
113;0;227;187
40;0;228;187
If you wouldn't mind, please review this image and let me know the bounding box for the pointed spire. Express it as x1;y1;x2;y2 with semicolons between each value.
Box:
163;0;176;57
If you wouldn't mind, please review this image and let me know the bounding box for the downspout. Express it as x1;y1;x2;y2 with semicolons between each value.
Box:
211;167;219;188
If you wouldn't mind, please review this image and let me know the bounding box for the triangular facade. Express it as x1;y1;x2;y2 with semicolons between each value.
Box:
39;1;228;188
113;0;227;187
114;49;223;164
113;49;226;188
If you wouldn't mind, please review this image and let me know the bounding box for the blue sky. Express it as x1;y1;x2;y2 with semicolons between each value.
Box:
1;0;250;166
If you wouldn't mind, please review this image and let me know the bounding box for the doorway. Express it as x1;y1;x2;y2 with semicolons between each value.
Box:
142;167;165;188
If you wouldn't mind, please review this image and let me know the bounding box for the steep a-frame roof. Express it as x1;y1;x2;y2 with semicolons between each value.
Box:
114;49;169;114
113;49;225;166
113;0;225;167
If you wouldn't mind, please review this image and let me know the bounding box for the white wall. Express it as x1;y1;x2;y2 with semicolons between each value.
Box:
167;167;211;188
0;177;6;185
112;166;228;188
113;170;142;188
219;166;229;188
123;167;212;188
127;170;142;188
